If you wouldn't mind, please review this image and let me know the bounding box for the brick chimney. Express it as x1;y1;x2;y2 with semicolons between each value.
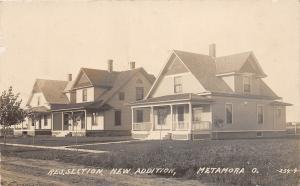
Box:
67;74;72;81
209;43;216;58
107;59;113;72
129;61;135;70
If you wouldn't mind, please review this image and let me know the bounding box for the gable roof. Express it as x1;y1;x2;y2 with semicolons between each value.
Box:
92;67;155;107
71;67;155;90
174;50;233;93
27;79;69;106
215;51;267;77
146;49;278;100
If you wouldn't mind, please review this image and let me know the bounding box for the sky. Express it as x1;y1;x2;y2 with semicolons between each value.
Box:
0;0;299;121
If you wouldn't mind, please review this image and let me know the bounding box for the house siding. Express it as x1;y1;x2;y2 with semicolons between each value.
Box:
152;72;206;97
86;112;104;130
211;96;286;132
104;71;153;131
76;87;94;103
29;92;48;107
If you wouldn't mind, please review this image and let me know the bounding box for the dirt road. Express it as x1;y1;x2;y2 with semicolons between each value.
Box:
0;156;205;186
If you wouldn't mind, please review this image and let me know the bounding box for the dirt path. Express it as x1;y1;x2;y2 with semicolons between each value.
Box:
0;142;108;154
0;156;206;186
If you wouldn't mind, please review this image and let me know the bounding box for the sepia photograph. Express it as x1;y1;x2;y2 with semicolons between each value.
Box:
0;0;299;185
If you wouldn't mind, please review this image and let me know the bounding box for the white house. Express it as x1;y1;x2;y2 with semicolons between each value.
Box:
130;44;291;140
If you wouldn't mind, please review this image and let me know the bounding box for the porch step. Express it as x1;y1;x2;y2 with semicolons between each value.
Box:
146;131;171;140
71;131;86;137
52;131;71;137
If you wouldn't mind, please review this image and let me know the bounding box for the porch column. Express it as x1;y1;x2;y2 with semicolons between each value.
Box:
51;113;53;132
151;106;154;131
170;105;173;131
71;111;74;131
131;108;134;131
84;110;87;131
61;112;64;131
189;102;192;133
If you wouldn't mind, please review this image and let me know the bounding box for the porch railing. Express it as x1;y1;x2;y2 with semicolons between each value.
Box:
192;121;211;131
133;122;152;131
173;121;189;130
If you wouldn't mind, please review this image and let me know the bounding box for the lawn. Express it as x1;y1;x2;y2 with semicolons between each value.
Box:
0;135;132;146
1;138;299;185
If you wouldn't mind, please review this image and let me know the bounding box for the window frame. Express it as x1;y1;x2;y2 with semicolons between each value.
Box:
37;96;40;106
114;110;122;126
136;87;144;101
82;88;88;102
256;131;263;137
225;103;233;124
174;76;183;93
257;105;264;124
243;76;251;93
118;92;125;101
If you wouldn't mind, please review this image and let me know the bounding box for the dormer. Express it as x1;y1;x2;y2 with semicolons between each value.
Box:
216;51;267;95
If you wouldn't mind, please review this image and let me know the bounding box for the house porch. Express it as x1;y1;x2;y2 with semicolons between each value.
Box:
131;101;212;140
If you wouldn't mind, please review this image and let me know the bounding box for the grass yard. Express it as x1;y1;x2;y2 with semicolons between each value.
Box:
0;135;132;146
1;138;299;185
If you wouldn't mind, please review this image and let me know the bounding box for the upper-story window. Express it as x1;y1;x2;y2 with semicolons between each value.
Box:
243;76;251;93
37;96;40;106
174;76;182;93
136;87;144;101
119;92;125;101
82;88;87;102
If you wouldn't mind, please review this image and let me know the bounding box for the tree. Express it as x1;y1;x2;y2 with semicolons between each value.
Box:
0;86;26;144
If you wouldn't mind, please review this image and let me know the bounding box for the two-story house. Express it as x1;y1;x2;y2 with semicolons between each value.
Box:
130;44;292;140
15;60;155;137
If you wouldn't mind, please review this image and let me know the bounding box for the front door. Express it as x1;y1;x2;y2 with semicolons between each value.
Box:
192;107;203;130
155;107;170;130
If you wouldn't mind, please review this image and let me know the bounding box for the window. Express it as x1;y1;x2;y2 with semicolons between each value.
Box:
119;92;125;101
257;105;264;124
136;87;144;101
92;113;97;126
225;104;233;124
177;106;184;122
157;108;168;125
174;76;182;93
256;132;263;137
243;76;251;93
136;110;143;123
115;110;121;126
31;119;34;126
44;115;48;126
37;96;40;106
82;88;87;102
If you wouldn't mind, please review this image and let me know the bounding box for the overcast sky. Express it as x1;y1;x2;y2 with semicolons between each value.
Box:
0;0;299;121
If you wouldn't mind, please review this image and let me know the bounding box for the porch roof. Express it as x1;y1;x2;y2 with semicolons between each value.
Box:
26;106;50;113
130;93;214;106
270;101;292;106
51;100;112;111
